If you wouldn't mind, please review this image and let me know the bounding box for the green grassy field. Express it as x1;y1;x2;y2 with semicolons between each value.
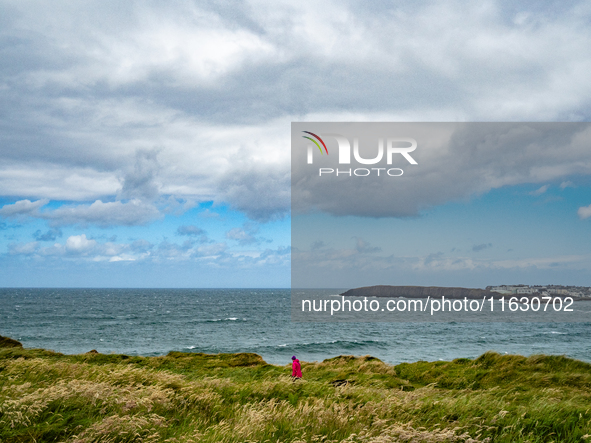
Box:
1;341;591;442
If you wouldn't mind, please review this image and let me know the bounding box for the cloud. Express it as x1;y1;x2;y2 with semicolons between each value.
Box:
8;241;39;256
354;237;381;254
293;243;591;287
560;181;575;189
578;204;591;219
2;229;287;271
2;0;590;127
65;234;97;254
1;1;591;223
44;199;161;227
424;252;445;265
177;225;205;236
472;243;493;252
225;225;264;246
311;240;326;250
292;123;591;218
226;227;256;244
120;149;161;200
4;235;231;264
0;199;49;218
258;246;291;265
130;239;153;253
225;222;272;246
218;165;290;222
161;196;198;216
529;185;549;196
0;197;161;228
193;242;228;259
156;239;195;259
0;165;121;201
176;225;211;246
33;228;62;241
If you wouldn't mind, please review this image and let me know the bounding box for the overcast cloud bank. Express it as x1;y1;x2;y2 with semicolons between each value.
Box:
2;1;591;225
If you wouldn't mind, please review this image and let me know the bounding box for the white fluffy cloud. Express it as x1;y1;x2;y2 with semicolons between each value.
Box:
578;204;591;220
0;199;49;218
45;200;161;227
65;234;97;254
0;199;161;227
226;228;255;244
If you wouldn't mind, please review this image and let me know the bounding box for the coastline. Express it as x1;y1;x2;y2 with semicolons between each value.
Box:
7;288;591;366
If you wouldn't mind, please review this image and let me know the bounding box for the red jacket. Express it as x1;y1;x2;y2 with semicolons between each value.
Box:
292;358;302;378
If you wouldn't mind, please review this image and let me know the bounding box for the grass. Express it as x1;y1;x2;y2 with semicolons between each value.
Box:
1;345;591;442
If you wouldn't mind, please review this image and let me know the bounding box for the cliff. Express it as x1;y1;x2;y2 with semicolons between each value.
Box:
0;335;23;348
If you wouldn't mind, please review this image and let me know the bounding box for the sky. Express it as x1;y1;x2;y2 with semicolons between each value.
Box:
291;123;591;288
1;0;591;288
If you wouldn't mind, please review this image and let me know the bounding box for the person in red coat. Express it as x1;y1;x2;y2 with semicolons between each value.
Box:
291;355;302;378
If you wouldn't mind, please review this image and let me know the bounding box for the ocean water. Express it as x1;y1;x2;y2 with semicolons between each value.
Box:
1;288;590;365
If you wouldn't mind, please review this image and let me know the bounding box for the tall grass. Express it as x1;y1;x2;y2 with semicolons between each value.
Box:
1;347;590;442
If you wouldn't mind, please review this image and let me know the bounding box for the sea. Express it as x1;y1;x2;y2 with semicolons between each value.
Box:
1;288;590;365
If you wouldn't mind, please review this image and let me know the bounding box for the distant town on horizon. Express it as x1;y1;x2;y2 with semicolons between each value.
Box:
486;284;591;298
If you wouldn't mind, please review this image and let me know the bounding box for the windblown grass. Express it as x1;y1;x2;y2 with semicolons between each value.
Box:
1;346;590;442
